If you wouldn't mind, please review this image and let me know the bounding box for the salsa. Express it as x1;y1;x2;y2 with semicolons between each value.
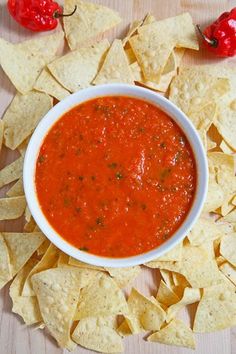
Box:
35;96;196;258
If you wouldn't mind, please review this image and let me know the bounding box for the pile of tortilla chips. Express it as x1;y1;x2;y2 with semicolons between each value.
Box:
0;1;236;352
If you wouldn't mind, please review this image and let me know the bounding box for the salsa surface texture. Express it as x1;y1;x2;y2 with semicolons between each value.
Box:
35;96;196;257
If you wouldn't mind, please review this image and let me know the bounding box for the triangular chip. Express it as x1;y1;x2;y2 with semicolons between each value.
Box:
0;156;23;189
156;241;183;261
0;32;64;93
105;266;141;288
193;283;236;332
93;39;134;85
6;177;24;197
203;170;224;212
32;267;97;350
22;243;60;296
0;234;12;289
125;288;166;333
156;280;180;306
122;19;144;47
74;272;128;320
9;257;42;325
220;262;236;286
63;0;121;50
72;317;123;353
2;232;45;275
3;91;52;150
34;69;70;101
148;318;195;349
48;39;109;92
68;256;104;271
220;233;236;266
0;196;26;220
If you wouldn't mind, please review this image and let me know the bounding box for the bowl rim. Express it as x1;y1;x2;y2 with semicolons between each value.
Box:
23;83;208;268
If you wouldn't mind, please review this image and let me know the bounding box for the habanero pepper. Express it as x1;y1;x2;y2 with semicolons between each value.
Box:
196;8;236;57
7;0;77;32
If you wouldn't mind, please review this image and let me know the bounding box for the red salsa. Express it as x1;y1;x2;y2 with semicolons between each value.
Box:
35;96;196;257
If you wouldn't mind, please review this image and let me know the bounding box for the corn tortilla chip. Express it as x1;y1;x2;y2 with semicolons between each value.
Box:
2;232;45;276
72;317;123;353
24;217;37;232
0;32;64;93
6;177;24;197
48;39;109;93
34;69;70;101
63;0;121;50
148;318;195;349
75;272;128;320
166;287;201;322
157;242;182;261
0;234;12;289
9;257;42;325
125;48;137;64
203;172;224;212
220;262;236;286
122;19;144;47
36;239;50;256
220;140;234;154
125;288;166;333
169;72;229;115
93;39;134;85
221;209;236;223
17;136;31;156
22;243;59;296
193;283;236;332
3;91;52;150
32;267;97;350
0;156;23;189
105;266;141;288
220;233;236;266
188;217;232;246
117;319;132;337
0;196;26;220
156;280;179;306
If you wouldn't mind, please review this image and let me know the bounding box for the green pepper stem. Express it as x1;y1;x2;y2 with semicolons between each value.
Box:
196;25;218;48
54;5;77;19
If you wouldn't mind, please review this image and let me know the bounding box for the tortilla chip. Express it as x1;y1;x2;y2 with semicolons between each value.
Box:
34;68;70;101
0;156;23;189
125;288;166;333
75;272;128;320
160;269;175;289
207;135;217;151
169;71;229;115
3;91;52;150
63;0;121;50
22;243;59;296
117;319;132;337
32;267;97;350
6;177;24;197
24;217;37;232
17;136;31;156
166;287;201;322
220;140;234;154
193;283;236;332
0;196;26;220
129;13;197;82
9;257;42;325
219;262;236;286
24;205;32;223
172;272;190;289
37;239;50;256
157;242;183;261
123;19;144;47
57;252;70;266
220;233;236;266
188;216;232;246
2;232;45;275
156;280;179;306
208;152;236;209
105;266;141;288
0;120;3;153
72;317;123;353
68;256;104;271
0;32;64;93
148;318;195;349
93;39;134;85
125;48;137;65
0;233;12;289
48;39;109;93
203;172;224;213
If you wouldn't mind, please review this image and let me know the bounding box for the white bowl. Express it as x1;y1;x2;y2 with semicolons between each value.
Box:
23;84;208;268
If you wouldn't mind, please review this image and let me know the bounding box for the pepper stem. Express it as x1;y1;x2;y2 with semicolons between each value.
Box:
196;25;218;47
54;5;77;18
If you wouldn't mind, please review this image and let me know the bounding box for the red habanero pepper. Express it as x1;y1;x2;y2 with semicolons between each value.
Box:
196;8;236;57
7;0;77;32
